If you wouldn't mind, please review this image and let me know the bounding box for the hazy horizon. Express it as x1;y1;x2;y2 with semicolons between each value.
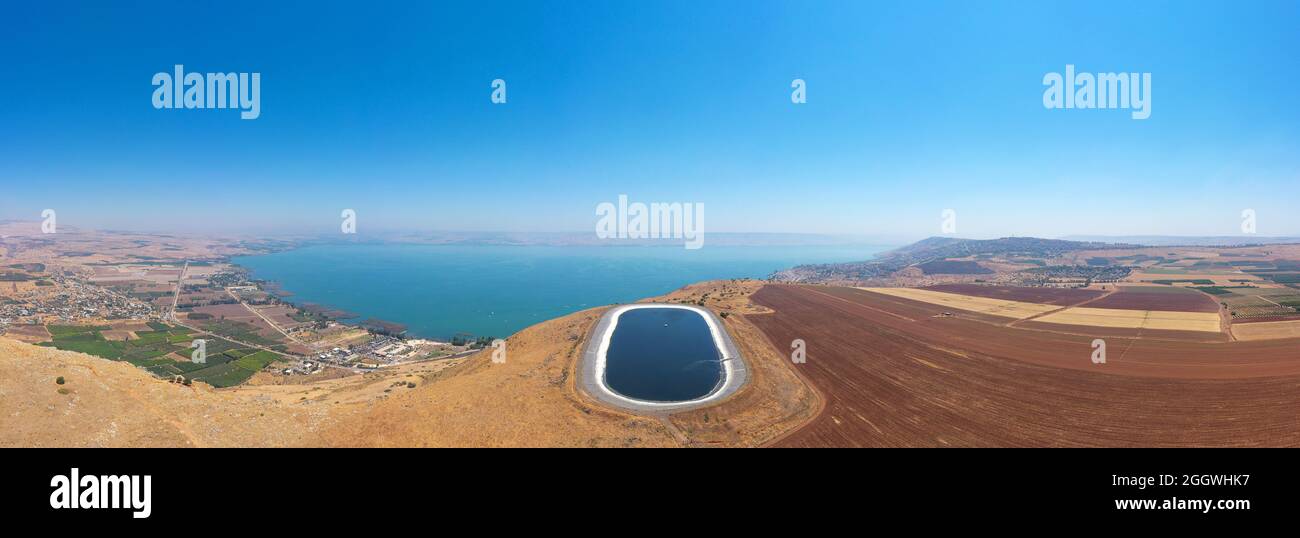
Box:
9;218;1300;249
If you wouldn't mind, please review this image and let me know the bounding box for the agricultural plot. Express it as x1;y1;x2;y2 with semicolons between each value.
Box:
749;284;1300;447
1034;307;1222;333
191;318;282;347
923;284;1102;306
1232;320;1300;341
1218;287;1300;320
2;324;51;343
36;323;269;387
184;350;281;387
1129;271;1257;285
1086;286;1219;312
863;286;1222;333
857;287;1059;319
255;305;313;330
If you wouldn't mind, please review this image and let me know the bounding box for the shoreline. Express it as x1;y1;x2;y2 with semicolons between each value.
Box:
226;241;891;343
228;257;423;341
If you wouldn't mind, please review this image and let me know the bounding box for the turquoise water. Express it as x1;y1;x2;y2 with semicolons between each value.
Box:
232;243;886;340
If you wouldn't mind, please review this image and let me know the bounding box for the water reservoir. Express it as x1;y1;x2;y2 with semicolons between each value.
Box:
603;306;724;402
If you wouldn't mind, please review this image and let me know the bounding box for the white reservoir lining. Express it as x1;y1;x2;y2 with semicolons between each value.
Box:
581;303;748;413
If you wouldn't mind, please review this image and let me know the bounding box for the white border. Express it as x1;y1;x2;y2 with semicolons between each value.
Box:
593;304;738;407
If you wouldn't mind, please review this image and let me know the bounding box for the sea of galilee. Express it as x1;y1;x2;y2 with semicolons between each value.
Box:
233;243;889;340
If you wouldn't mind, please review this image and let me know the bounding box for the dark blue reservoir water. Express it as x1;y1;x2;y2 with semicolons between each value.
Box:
604;307;723;402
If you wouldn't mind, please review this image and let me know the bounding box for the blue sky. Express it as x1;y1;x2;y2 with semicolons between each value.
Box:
1;0;1297;239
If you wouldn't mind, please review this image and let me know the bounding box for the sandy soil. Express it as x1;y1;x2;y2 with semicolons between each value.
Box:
1034;307;1222;333
858;287;1060;319
923;284;1103;306
1232;319;1300;340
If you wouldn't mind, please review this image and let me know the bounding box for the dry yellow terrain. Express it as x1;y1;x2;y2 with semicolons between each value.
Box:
1;279;817;448
318;279;818;447
857;287;1058;319
1035;307;1222;332
0;338;329;447
1232;320;1300;341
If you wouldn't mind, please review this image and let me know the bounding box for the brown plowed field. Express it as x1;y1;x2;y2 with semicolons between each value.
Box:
1086;288;1220;313
923;284;1103;306
747;284;1300;447
1016;320;1228;343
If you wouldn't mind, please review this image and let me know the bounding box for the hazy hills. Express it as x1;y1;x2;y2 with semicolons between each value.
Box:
1060;235;1300;247
770;236;1138;283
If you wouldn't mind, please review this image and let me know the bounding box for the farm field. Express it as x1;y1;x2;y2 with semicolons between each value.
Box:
1216;286;1300;320
35;322;278;386
864;284;1223;333
1232;319;1300;341
857;287;1058;319
747;284;1300;447
923;284;1103;306
3;324;50;343
1128;271;1258;285
1033;306;1221;333
183;350;281;387
1084;286;1219;313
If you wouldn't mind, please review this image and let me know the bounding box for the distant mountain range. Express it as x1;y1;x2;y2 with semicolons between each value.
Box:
771;236;1139;283
1059;235;1300;247
311;230;898;248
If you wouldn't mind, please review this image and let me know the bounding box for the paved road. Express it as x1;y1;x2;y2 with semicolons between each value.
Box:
167;261;188;321
224;287;312;350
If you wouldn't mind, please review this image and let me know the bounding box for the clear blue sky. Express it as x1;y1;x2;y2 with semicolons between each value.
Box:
1;0;1297;239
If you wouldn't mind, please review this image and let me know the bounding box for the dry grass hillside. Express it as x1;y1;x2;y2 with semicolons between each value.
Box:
2;279;819;447
0;338;328;447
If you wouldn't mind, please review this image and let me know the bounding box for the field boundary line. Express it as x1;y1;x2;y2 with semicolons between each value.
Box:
1009;287;1119;327
819;287;917;322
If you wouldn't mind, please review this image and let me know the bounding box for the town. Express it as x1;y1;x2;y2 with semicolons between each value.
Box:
0;223;487;387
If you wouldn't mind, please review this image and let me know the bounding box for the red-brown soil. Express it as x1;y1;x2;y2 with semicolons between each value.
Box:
746;284;1300;447
1016;320;1228;343
1086;288;1220;313
923;284;1103;306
